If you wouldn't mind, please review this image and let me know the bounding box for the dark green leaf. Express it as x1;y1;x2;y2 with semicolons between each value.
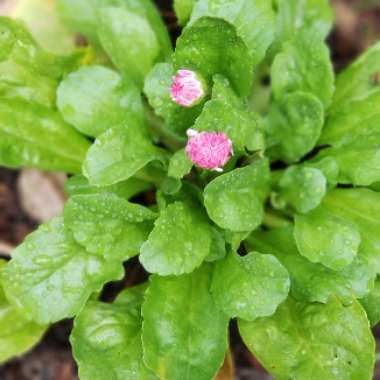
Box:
173;17;253;97
191;0;275;66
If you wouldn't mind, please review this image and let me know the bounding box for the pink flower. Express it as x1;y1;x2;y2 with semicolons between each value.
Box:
170;69;205;107
185;129;233;172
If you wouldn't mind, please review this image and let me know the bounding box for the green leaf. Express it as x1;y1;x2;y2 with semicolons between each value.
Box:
174;0;196;25
294;207;360;270
168;149;193;179
1;217;124;324
277;166;327;213
114;282;148;309
57;65;143;137
64;193;155;260
266;91;324;163
71;298;155;380
0;260;47;363
211;251;290;321
0;98;90;173
330;41;380;112
318;135;380;186
57;0;99;42
204;159;270;232
0;17;80;107
321;90;380;147
13;0;76;55
65;175;151;200
321;189;380;272
144;62;204;136
122;0;172;60
319;90;380;186
142;264;229;380
238;297;375;380
205;227;227;262
191;0;275;66
304;156;339;189
140;201;212;275
271;32;334;108
273;0;333;52
360;277;380;327
173;17;253;97
97;6;160;86
194;75;264;153
83;124;166;187
247;227;376;304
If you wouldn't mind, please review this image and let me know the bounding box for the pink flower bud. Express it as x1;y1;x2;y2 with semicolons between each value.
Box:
185;129;233;172
170;69;205;107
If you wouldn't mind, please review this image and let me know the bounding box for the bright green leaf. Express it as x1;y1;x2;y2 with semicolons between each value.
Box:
64;193;155;260
65;174;151;200
204;159;270;232
330;41;380;112
211;251;290;321
277;166;327;213
294;207;360;270
173;17;253;97
97;6;160;86
0;260;47;364
140;201;212;275
239;297;375;380
266;91;324;163
0;98;90;173
57;65;143;137
273;0;333;52
247;227;376;304
71;299;155;380
144;62;204;136
271;31;334;108
360;277;380;327
194;75;264;153
168;149;193;179
142;264;229;380
83;124;166;187
191;0;275;66
1;217;124;324
174;0;196;25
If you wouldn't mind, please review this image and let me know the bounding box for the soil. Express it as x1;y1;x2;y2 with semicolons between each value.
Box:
0;0;380;379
